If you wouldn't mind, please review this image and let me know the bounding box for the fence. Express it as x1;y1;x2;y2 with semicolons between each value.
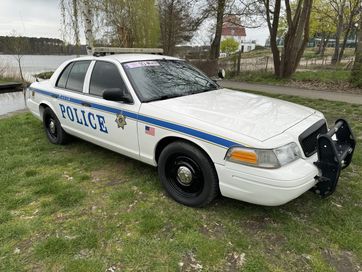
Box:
218;55;356;74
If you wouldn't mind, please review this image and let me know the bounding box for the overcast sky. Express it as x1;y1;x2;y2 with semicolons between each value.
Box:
0;0;269;46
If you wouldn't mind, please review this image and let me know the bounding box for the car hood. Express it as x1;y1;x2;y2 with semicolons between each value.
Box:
149;89;315;142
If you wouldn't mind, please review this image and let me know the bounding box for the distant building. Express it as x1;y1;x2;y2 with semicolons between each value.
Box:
221;15;256;53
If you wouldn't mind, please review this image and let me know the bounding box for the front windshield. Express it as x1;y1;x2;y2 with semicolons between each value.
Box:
122;60;218;102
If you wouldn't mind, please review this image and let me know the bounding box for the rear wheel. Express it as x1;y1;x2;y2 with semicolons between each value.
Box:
158;141;219;207
43;107;69;144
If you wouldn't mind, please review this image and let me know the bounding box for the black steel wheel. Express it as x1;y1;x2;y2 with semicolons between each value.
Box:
43;107;69;145
158;141;219;207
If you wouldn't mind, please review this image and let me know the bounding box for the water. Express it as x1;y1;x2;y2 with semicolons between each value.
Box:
0;54;80;115
0;54;81;81
0;91;26;116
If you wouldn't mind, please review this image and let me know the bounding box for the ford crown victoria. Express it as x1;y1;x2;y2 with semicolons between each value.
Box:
26;54;356;207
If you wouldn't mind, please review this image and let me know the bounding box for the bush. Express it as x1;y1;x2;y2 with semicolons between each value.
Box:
351;62;362;88
34;71;53;80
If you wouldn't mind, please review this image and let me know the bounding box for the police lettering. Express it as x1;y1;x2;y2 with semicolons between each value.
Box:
59;104;108;134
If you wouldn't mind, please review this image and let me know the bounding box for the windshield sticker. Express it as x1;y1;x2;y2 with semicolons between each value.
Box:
125;61;160;69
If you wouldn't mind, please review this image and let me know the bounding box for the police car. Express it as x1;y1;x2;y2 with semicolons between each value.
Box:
26;53;356;207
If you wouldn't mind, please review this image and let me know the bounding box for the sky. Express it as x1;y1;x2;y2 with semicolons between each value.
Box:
0;0;269;46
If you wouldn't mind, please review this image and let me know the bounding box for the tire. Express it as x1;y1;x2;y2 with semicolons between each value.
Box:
158;141;219;207
43;107;69;145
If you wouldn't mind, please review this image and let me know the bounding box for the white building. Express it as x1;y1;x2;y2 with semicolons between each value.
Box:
221;16;256;53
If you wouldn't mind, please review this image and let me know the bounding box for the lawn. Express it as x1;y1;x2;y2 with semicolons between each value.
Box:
0;93;361;271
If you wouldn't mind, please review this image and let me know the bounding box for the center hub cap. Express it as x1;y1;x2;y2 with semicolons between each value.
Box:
177;166;193;186
49;120;56;134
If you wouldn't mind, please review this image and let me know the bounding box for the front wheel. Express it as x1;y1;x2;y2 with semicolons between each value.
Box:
43;107;69;145
158;141;219;207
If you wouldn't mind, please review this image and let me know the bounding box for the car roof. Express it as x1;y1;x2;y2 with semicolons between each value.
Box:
74;54;181;63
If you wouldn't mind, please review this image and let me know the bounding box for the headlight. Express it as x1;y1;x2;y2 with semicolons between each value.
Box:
225;143;302;169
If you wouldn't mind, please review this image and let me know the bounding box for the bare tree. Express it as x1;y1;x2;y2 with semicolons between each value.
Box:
263;0;313;78
7;32;28;82
60;0;95;55
158;0;205;55
60;0;81;54
209;0;226;59
331;0;347;64
203;0;263;60
338;0;360;61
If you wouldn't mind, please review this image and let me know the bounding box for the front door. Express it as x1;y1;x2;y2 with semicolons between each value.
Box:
79;60;140;160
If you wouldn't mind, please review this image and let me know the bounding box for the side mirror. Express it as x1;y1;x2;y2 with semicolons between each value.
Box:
103;88;133;103
218;69;226;79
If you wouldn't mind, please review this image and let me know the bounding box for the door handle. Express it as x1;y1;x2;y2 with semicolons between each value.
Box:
81;102;92;107
51;94;59;99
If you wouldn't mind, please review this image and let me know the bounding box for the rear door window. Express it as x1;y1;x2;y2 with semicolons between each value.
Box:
62;61;91;92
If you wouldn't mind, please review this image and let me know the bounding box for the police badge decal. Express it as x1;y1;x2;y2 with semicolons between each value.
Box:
115;113;127;129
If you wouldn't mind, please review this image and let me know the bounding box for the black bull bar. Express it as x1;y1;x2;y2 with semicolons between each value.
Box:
313;119;356;197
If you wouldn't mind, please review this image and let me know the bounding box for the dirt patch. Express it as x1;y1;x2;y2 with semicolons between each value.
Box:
91;167;126;187
322;249;361;272
179;252;203;272
224;252;246;272
199;222;225;239
243;216;277;233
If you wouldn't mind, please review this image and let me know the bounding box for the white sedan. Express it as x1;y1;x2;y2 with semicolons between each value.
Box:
26;54;356;207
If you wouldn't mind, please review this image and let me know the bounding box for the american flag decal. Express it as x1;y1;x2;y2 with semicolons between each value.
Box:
145;126;155;136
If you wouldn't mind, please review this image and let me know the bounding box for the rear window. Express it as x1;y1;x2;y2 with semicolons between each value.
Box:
56;62;73;89
56;61;91;92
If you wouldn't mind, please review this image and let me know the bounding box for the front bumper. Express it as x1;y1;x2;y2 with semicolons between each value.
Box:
217;119;356;206
216;157;319;206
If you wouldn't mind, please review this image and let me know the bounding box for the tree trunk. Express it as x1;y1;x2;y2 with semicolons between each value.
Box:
82;0;94;56
72;0;81;56
339;27;351;62
321;35;330;58
332;0;346;64
209;0;226;60
264;0;281;76
166;0;175;55
17;57;24;82
351;14;362;87
279;0;313;78
317;33;325;55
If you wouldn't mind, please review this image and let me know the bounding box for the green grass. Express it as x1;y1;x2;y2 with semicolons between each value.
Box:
0;94;361;271
0;77;13;84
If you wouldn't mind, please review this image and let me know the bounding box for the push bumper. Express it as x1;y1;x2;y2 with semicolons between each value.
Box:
312;119;356;197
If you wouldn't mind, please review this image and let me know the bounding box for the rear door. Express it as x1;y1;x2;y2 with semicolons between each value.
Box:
78;60;140;159
54;60;91;134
